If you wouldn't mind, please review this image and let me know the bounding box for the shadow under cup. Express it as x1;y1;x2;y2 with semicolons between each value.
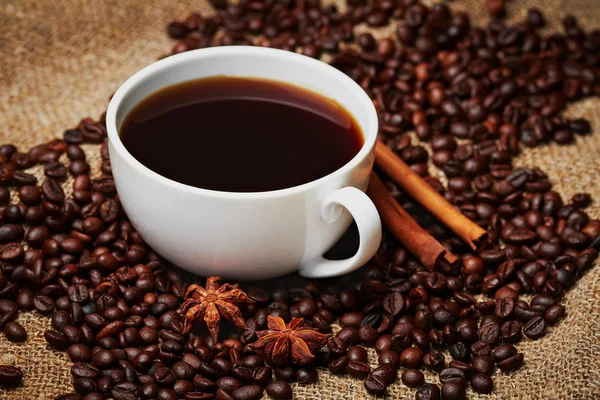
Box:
106;46;379;280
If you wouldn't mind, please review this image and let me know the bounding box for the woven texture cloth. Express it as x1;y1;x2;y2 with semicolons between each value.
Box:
1;0;600;399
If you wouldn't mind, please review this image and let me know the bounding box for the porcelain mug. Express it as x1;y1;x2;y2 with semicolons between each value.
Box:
106;46;382;279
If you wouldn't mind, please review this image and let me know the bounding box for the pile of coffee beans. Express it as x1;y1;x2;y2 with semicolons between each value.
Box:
1;1;599;399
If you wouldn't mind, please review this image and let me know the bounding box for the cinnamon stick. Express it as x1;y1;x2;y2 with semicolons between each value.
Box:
375;141;488;251
367;172;457;270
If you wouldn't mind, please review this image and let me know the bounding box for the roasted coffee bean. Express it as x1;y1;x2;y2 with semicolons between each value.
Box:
347;360;370;379
439;367;466;384
493;344;518;362
33;295;55;315
327;356;348;374
341;340;366;360
73;377;97;394
544;304;566;324
111;382;139;400
70;160;91;176
371;365;397;386
295;368;318;384
424;350;445;372
296;297;318;318
41;178;65;203
71;363;100;380
401;369;424;388
4;321;27;342
363;374;387;396
0;365;23;388
470;341;491;357
266;381;293;400
218;376;243;393
449;342;470;362
44;161;68;179
472;355;494;375
93;349;117;368
378;349;400;369
523;316;547;340
501;320;522;342
68;344;92;362
400;347;424;368
478;322;500;344
415;383;441;400
45;329;70;350
340;312;363;328
16;289;35;311
497;352;525;372
231;384;262;400
383;292;404;316
471;373;494;394
0;224;25;243
441;382;466;400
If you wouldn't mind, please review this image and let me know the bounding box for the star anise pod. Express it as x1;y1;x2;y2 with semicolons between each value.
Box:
180;276;252;340
250;315;331;366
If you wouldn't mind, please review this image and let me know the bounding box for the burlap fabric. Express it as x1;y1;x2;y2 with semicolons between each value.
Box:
1;0;599;399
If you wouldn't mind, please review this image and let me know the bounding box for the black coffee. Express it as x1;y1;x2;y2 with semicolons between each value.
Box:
120;76;364;192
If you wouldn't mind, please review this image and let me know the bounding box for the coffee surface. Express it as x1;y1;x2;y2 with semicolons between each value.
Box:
120;76;363;192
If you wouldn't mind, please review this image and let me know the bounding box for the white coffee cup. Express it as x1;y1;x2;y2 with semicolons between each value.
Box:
106;46;381;280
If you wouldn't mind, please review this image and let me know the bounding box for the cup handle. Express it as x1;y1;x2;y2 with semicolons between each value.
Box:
299;186;382;278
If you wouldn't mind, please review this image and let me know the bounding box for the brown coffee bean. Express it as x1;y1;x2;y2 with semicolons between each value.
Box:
363;374;387;396
496;348;524;370
472;355;494;375
501;320;522;342
347;360;370;378
44;161;68;179
327;356;348;374
71;363;100;379
471;373;494;393
378;349;400;369
347;345;368;362
217;376;243;393
45;329;70;350
93;349;117;368
441;382;466;400
111;382;139;400
340;311;363;327
415;383;441;400
4;321;27;342
401;369;424;388
70;160;91;176
231;384;262;400
493;344;518;362
544;304;565;324
41;178;65;204
383;292;404;316
67;344;92;362
33;295;55;315
266;381;292;400
371;365;397;385
439;367;466;384
523;316;547;340
0;365;23;388
0;224;25;243
366;9;388;27
400;347;424;368
295;368;318;384
478;322;500;344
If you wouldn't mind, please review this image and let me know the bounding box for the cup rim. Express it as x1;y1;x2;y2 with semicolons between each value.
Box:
106;46;378;199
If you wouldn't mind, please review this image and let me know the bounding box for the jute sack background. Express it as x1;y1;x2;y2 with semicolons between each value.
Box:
1;0;599;398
